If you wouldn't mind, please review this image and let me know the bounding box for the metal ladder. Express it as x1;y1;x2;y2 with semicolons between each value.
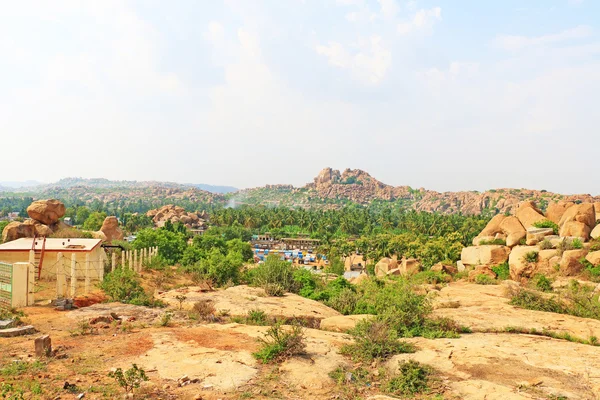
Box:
31;235;47;279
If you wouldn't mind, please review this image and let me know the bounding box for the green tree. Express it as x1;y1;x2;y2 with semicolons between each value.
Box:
132;228;187;265
82;211;107;231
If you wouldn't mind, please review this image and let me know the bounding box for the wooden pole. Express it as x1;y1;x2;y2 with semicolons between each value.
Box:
84;254;90;294
70;253;77;298
56;252;65;298
111;252;116;272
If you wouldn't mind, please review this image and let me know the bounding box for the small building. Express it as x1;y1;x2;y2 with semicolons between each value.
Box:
0;238;106;280
281;237;320;251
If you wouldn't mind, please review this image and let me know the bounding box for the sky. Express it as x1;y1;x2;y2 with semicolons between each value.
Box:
1;0;599;194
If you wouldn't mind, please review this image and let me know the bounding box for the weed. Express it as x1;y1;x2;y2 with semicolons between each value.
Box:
174;294;187;310
384;360;433;396
533;220;559;235
159;312;172;327
0;360;45;377
341;319;415;362
474;274;497;285
491;262;510;280
191;300;217;322
107;364;148;394
263;283;285;297
572;238;583;249
247;309;269;326
538;239;553;250
329;365;370;385
532;274;553;292
523;251;539;263
478;238;507;246
253;323;306;363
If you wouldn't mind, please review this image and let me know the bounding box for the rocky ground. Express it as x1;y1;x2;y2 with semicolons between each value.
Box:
1;282;600;400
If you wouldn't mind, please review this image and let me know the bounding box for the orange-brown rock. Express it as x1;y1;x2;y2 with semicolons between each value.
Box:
545;201;574;224
499;216;526;247
515;202;546;229
461;245;510;266
99;216;124;243
585;251;600;266
1;221;35;242
468;265;496;281
559;203;596;231
560;249;588;276
509;246;539;280
431;263;458;275
26;199;66;225
559;221;591;241
146;204;206;230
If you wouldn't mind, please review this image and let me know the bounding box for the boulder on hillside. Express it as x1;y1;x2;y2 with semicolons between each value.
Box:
478;215;507;238
585;251;600;266
537;249;561;276
559;221;591;241
509;246;540;281
400;257;421;276
560;249;589;276
99;216;124;243
24;219;54;237
546;201;574;224
591;225;600;240
461;245;510;266
515;202;546;229
2;221;35;243
594;202;600;223
559;203;596;232
26;199;66;225
431;263;458;275
499;216;526;247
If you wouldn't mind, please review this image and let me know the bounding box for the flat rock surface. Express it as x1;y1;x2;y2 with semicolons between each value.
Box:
66;302;165;324
431;281;600;339
157;285;341;320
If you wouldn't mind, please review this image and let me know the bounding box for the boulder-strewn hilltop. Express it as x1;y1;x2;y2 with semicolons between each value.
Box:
147;205;208;230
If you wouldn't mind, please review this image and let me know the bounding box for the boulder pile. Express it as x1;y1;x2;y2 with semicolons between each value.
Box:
461;200;600;282
1;199;123;243
146;205;207;230
374;256;421;278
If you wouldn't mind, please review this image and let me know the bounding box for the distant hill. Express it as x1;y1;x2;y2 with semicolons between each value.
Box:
0;180;43;188
185;183;238;194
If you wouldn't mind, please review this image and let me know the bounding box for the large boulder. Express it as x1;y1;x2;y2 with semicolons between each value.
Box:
461;245;510;266
585;251;600;266
26;199;66;225
560;249;589;276
24;219;54;237
594;202;600;223
591;225;600;240
515;202;546;229
99;216;124;243
537;249;560;276
559;221;591;241
320;315;370;332
400;257;421;276
509;246;540;281
499;216;526;247
559;203;596;231
468;265;497;281
2;221;35;242
477;215;507;238
545;201;574;224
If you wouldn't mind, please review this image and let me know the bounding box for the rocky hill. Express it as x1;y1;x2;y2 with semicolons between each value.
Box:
235;167;600;215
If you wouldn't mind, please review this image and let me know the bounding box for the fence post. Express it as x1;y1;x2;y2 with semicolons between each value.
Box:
111;252;116;272
84;254;90;294
27;259;35;306
56;252;65;298
129;251;133;270
11;263;29;308
70;253;77;298
148;247;152;263
133;250;137;272
121;251;125;269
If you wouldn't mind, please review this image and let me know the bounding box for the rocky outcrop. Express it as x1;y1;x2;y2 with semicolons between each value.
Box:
508;246;539;281
147;205;206;230
515;202;546;229
374;257;398;277
26;199;65;225
2;221;35;242
461;245;510;266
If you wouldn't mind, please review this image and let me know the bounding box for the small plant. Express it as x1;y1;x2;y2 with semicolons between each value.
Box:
329;365;370;385
247;309;269;326
191;300;217;322
532;274;553;292
341;319;415;362
538;239;553;250
159;312;172;327
478;238;506;246
252;323;306;364
491;262;510;280
533;220;559;235
72;318;97;336
523;251;539;263
175;294;187;310
474;274;496;285
572;238;583;249
384;360;433;396
107;364;148;394
263;283;285;297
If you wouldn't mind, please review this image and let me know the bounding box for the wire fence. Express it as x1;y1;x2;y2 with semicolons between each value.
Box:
0;262;12;310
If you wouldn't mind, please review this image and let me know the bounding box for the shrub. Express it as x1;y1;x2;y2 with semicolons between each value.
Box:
533;274;553;292
491;262;510;280
100;268;155;306
533;220;559;235
523;251;539;263
324;258;345;276
538;239;553;250
474;274;496;285
329;365;370;385
107;364;148;394
247;309;269;326
253;323;306;363
186;248;244;287
572;238;583;250
411;270;450;285
341;319;415;362
159;312;172;327
263;283;285;297
192;300;217;321
384;360;433;396
509;288;566;314
326;287;360;315
293;268;319;298
252;255;296;295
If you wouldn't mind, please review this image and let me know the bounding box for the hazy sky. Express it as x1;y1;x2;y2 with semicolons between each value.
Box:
2;0;599;194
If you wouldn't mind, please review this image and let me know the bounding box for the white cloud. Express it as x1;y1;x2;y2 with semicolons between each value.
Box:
495;25;593;51
378;0;399;20
316;36;391;84
397;7;442;35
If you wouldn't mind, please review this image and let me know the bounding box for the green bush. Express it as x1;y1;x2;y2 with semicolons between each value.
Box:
411;270;450;285
252;323;306;363
246;309;269;326
532;274;553;292
189;248;244;286
572;238;583;250
491;262;510;280
324;258;345;276
384;360;433;396
524;251;539;263
252;255;296;295
538;239;553;250
107;364;148;394
100;268;158;306
340;319;415;362
326;287;360;315
478;238;507;246
533;220;559;235
509;288;566;314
